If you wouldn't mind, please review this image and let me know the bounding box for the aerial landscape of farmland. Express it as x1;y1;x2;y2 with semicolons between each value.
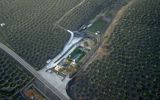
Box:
0;0;160;99
67;0;160;99
0;49;32;99
0;0;82;70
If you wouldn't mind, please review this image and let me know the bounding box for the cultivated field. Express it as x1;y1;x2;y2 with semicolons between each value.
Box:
0;0;81;70
59;0;123;30
68;0;160;99
0;0;122;70
0;49;32;99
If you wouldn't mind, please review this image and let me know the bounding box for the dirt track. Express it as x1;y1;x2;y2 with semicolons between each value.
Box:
97;0;135;58
104;0;134;42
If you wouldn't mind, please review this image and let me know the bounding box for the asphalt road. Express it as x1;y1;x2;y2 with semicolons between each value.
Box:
0;42;69;100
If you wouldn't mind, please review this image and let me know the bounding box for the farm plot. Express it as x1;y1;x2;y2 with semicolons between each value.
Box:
67;0;160;99
0;0;81;70
87;18;108;34
0;49;33;99
59;0;123;30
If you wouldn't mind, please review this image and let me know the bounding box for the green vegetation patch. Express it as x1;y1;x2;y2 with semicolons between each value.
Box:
88;18;108;33
68;0;160;99
59;0;121;30
68;47;86;63
0;49;33;99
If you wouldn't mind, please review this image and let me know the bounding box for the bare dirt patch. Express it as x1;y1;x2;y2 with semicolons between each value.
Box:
97;0;134;59
97;44;109;59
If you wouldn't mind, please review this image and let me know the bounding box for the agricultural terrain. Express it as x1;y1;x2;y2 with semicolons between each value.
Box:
0;0;129;99
0;49;32;99
0;0;82;70
67;0;160;99
0;0;123;70
59;0;126;30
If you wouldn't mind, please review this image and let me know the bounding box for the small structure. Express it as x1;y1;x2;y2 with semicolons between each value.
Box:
0;23;5;27
79;25;87;31
87;23;93;28
71;59;76;65
95;31;100;35
55;65;63;72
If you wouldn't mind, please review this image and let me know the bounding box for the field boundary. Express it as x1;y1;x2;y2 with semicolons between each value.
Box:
56;0;86;24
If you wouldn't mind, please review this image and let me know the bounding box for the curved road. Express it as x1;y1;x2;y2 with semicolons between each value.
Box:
0;42;69;100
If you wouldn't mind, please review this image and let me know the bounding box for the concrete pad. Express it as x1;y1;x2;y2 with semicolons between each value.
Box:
38;67;71;99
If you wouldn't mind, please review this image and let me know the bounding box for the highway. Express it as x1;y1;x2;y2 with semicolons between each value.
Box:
0;42;69;100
